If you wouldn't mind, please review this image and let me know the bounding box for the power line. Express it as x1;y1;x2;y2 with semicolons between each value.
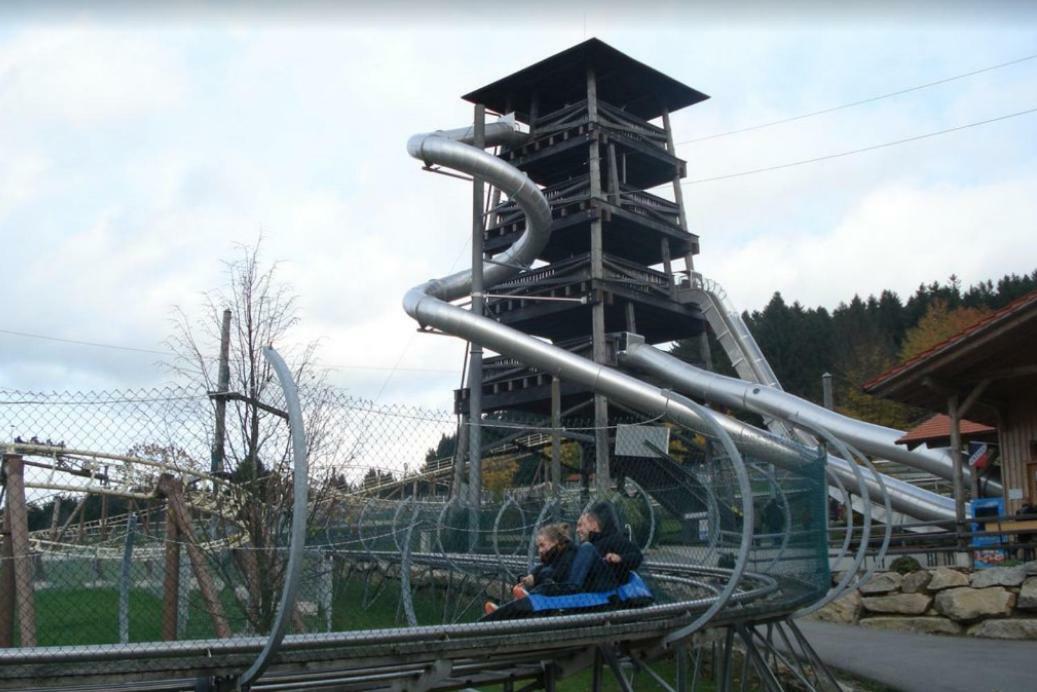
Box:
678;52;1037;145
682;105;1037;185
0;328;168;355
0;327;456;373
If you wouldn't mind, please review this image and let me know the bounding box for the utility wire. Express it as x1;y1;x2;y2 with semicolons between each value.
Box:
0;327;455;373
683;105;1037;185
0;328;168;355
679;52;1037;145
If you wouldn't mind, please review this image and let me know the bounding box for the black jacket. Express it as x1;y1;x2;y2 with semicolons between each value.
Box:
584;503;643;591
528;543;576;590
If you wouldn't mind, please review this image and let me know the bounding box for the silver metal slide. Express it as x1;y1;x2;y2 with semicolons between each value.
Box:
688;275;998;495
403;119;958;522
619;336;957;521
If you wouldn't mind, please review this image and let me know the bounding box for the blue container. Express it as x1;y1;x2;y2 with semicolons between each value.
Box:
970;497;1006;569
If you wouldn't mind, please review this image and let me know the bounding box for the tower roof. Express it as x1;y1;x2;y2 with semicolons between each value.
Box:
463;38;709;124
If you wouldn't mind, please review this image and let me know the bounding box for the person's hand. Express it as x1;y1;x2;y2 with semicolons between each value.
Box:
604;553;621;564
521;574;535;587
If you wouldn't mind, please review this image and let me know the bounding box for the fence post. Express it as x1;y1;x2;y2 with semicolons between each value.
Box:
161;500;180;641
2;454;36;647
118;513;138;644
0;481;15;647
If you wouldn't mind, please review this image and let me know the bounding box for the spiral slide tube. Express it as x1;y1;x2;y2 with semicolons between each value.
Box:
619;340;959;522
685;276;1000;496
404;120;760;634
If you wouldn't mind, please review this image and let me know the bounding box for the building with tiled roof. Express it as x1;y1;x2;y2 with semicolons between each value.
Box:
865;288;1037;513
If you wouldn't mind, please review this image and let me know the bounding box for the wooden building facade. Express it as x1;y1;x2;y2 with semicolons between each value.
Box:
865;289;1037;514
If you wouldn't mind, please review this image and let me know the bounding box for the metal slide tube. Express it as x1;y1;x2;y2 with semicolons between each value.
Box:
682;281;1000;495
620;342;959;522
237;347;310;689
405;122;756;636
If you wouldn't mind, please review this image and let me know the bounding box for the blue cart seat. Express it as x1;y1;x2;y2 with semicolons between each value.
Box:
527;571;654;612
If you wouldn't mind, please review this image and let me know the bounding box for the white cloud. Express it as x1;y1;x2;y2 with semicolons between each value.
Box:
1;20;1035;410
706;177;1037;310
0;27;186;125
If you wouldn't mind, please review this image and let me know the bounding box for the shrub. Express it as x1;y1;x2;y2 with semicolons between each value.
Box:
889;555;922;574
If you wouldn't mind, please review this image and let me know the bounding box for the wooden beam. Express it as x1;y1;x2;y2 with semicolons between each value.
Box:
959;378;992;419
2;454;36;646
947;396;970;565
157;474;231;638
161;497;180;641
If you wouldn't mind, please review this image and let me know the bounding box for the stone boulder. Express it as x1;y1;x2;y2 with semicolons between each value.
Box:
1017;577;1037;610
1024;560;1037;576
901;569;932;594
861;593;931;615
970;565;1026;588
928;567;969;591
859;616;962;636
810;590;861;624
859;572;902;594
934;586;1015;621
967;619;1037;640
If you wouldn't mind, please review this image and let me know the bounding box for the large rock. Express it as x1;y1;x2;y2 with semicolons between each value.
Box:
859;616;962;636
1024;560;1037;576
859;572;902;594
970;565;1026;588
928;567;969;591
967;619;1037;640
934;587;1015;621
1017;577;1037;610
810;590;861;624
861;592;932;615
901;569;932;594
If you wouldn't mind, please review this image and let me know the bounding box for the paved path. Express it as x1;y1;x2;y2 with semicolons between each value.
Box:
795;620;1037;692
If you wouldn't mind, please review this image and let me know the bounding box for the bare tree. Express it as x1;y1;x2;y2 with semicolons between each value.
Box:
165;239;341;633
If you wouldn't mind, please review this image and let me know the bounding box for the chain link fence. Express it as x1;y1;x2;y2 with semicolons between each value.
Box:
0;384;829;687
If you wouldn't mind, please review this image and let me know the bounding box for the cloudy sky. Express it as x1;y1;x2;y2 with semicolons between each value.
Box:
1;3;1036;410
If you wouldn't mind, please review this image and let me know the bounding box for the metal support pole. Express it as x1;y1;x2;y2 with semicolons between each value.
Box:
551;377;562;496
676;643;689;692
821;372;833;410
2;454;35;647
587;65;610;495
468;103;486;549
212;308;232;475
118;513;138;644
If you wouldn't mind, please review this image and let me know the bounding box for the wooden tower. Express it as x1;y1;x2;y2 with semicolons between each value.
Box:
457;39;709;491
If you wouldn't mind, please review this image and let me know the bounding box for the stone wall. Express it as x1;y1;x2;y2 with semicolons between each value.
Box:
809;561;1037;639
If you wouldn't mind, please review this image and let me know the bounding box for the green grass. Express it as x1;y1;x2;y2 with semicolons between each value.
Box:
32;586;249;646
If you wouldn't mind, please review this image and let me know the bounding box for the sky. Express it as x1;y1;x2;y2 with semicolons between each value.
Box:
1;2;1036;412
